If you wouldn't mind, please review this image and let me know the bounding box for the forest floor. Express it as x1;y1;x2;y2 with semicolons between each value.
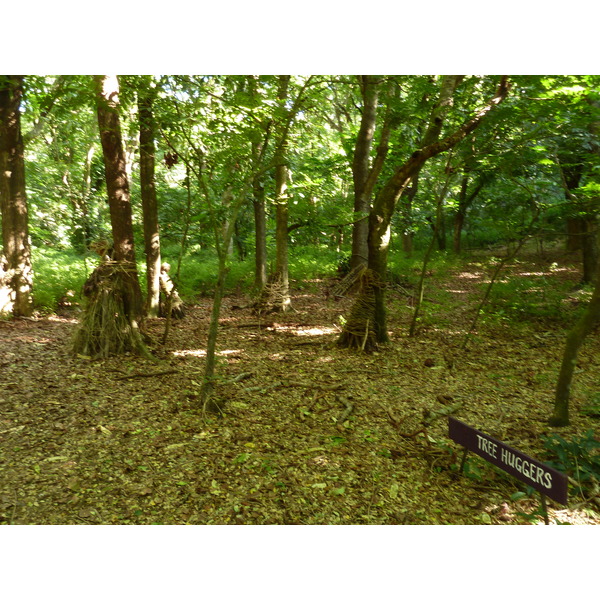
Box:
1;248;599;526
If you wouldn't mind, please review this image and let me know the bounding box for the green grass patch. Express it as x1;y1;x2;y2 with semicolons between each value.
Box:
31;247;91;311
482;274;582;325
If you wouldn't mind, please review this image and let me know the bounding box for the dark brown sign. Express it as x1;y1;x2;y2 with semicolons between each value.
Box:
448;417;568;505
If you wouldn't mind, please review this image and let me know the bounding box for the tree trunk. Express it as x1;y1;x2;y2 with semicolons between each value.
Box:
557;158;597;281
350;75;379;270
550;233;600;426
0;75;33;317
338;76;510;349
73;75;152;359
253;176;267;289
95;75;143;321
581;215;598;284
137;76;162;318
400;183;417;255
273;75;291;312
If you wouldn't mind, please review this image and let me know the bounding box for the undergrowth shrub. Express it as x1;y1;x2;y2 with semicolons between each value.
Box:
541;430;600;497
482;274;581;325
32;247;90;311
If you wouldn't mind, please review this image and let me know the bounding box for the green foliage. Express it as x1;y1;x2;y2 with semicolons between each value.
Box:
31;247;89;311
482;270;581;325
581;393;600;418
542;430;600;495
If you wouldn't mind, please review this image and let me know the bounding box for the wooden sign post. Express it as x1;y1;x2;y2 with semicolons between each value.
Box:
448;417;568;524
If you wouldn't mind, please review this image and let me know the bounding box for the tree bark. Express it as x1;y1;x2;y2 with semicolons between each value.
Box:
557;157;598;282
94;75;143;322
0;75;33;317
350;75;379;270
453;172;486;253
274;75;291;311
253;176;267;289
137;76;162;318
550;231;600;426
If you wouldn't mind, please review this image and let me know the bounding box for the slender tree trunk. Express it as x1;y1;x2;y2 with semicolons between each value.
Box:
581;216;598;284
253;177;267;289
138;76;162;318
453;172;489;253
274;75;291;311
409;177;451;336
550;232;600;426
350;76;379;270
557;158;597;282
247;75;270;291
454;174;469;254
0;75;33;317
94;75;143;322
401;183;418;255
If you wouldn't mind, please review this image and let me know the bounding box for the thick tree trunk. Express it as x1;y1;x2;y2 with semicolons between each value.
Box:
138;77;162;318
94;75;143;321
338;76;510;349
350;76;379;270
0;75;33;317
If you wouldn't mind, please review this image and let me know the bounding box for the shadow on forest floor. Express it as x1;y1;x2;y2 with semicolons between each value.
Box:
1;250;599;525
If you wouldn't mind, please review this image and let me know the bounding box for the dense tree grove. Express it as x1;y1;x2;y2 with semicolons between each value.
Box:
1;74;599;425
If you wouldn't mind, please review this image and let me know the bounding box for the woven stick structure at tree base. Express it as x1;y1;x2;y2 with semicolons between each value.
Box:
337;267;383;353
72;260;152;359
253;271;289;315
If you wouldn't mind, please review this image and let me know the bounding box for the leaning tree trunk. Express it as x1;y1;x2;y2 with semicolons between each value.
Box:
73;75;151;359
549;238;600;426
137;76;162;318
338;76;510;351
0;75;33;317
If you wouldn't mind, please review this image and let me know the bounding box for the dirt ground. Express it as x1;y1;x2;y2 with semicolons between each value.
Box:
1;251;599;525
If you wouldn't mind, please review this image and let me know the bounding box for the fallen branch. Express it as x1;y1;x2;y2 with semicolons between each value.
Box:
116;369;178;380
225;372;254;384
336;396;354;424
422;402;463;425
281;381;345;392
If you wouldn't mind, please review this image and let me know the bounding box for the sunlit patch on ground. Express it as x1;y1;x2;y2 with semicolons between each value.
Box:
46;314;79;324
171;348;244;358
268;324;337;336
